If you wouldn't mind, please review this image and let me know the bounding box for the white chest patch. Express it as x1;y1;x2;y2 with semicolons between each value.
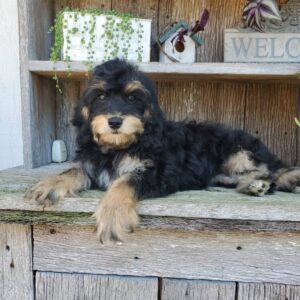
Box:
97;169;111;189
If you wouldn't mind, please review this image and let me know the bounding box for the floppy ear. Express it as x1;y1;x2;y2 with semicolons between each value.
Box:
72;104;84;128
72;87;91;128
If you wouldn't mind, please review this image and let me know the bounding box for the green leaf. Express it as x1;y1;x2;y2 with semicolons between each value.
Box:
295;117;300;127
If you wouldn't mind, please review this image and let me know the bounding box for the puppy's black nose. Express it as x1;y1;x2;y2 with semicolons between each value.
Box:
108;117;123;129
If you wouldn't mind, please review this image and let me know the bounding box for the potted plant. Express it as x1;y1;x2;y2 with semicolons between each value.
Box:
50;8;151;65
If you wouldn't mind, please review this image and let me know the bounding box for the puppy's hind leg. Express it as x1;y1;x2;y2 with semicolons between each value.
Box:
236;173;273;197
221;150;274;197
273;167;300;193
24;168;91;205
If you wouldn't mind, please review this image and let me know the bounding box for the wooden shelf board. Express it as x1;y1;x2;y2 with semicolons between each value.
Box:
0;162;299;227
29;61;300;82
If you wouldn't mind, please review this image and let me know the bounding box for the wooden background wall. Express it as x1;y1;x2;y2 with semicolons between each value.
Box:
54;0;300;165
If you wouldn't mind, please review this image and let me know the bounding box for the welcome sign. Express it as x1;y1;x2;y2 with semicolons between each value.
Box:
224;29;300;63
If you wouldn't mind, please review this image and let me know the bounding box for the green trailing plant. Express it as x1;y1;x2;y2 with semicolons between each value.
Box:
295;117;300;127
49;8;145;92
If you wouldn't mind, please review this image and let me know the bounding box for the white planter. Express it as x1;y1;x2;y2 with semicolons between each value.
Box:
61;12;152;62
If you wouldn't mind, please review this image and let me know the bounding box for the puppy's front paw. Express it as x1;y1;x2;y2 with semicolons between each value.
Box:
93;195;139;244
24;177;72;205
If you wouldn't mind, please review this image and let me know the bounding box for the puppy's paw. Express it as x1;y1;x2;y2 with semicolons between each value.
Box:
24;177;73;205
237;178;271;197
93;196;139;244
275;167;300;193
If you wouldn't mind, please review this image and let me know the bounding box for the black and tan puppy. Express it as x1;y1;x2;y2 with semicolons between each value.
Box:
25;58;300;243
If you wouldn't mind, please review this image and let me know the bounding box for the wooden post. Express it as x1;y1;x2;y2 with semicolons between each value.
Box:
0;224;33;299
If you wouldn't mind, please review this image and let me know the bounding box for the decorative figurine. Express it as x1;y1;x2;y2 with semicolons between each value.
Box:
159;10;209;63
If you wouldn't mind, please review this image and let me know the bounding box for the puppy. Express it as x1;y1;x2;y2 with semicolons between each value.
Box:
25;58;300;243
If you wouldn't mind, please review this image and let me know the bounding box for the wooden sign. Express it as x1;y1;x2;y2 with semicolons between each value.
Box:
224;29;300;62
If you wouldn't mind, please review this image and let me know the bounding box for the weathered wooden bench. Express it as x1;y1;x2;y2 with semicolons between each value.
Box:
1;163;299;299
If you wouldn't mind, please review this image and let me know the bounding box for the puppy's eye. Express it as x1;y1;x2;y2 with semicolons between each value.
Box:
97;93;106;101
128;95;136;103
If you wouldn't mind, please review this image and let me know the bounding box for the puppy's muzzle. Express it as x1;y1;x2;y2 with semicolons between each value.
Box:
108;117;123;130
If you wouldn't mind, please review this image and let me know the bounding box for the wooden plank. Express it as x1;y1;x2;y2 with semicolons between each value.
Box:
237;283;300;300
33;224;300;284
244;83;298;166
29;61;300;82
297;86;300;166
56;81;80;160
31;75;56;166
1;187;300;223
0;163;300;224
18;0;56;168
157;81;246;129
158;0;246;62
0;224;33;299
161;278;236;300
55;0;111;11
112;0;159;61
35;272;158;300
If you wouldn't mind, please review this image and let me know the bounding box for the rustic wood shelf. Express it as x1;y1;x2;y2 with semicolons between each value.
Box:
29;60;300;82
1;162;300;226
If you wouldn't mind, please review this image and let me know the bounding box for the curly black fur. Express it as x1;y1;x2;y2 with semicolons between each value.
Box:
72;58;296;199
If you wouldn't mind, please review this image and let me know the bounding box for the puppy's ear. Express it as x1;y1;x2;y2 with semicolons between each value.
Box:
72;104;84;127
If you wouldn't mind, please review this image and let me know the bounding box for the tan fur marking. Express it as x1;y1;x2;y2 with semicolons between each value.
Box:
117;155;153;177
81;106;89;120
124;80;147;94
91;115;144;150
89;80;106;91
93;176;139;243
222;150;256;176
121;116;144;135
24;168;90;205
236;173;271;196
143;108;152;118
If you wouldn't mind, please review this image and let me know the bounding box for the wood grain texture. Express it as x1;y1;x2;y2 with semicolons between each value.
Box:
157;81;246;128
36;272;158;300
237;283;300;300
0;224;33;299
55;0;111;12
297;86;300;166
29;61;300;82
0;163;300;224
161;278;236;300
56;81;80;160
33;224;300;284
31;75;56;166
244;83;298;165
18;0;56;168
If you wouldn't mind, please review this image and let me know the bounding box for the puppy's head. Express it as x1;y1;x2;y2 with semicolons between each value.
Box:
73;59;164;151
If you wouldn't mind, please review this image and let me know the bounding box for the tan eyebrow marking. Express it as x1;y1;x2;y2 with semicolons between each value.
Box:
81;106;89;120
89;80;106;91
124;80;148;94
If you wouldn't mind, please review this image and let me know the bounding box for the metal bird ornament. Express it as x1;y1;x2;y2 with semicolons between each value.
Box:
190;9;210;36
171;9;210;47
242;0;282;32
